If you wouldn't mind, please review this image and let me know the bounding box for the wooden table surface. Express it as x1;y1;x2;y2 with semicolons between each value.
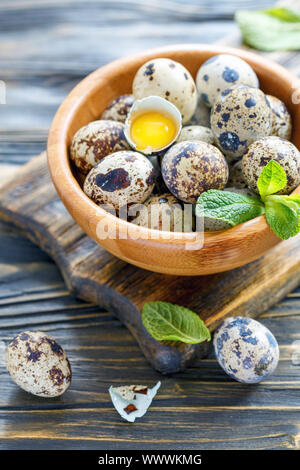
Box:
1;0;300;450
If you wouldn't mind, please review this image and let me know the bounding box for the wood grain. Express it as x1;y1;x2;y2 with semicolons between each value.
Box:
1;151;300;375
0;0;300;452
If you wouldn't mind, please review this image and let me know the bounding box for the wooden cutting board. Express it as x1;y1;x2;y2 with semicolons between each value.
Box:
0;150;300;375
1;28;300;374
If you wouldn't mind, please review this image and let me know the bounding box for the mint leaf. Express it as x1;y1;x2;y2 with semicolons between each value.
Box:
142;301;210;344
257;160;287;199
266;7;300;22
196;190;265;226
280;194;300;205
266;194;300;233
265;198;299;240
235;9;300;51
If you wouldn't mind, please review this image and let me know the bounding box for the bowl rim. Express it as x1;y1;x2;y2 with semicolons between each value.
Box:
47;43;300;248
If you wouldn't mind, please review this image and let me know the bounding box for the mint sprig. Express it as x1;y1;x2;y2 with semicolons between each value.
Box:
142;301;211;344
197;160;300;240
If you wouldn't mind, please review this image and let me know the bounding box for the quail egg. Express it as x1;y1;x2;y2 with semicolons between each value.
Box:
242;136;300;195
214;316;279;383
227;160;247;189
131;193;187;231
161;141;228;203
132;58;197;124
203;187;255;231
266;94;292;140
177;125;214;145
101;94;135;123
84;150;156;210
211;85;272;161
196;54;259;108
70;120;130;174
5;331;71;397
187;95;211;127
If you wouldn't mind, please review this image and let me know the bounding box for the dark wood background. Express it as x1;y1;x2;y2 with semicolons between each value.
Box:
1;0;300;450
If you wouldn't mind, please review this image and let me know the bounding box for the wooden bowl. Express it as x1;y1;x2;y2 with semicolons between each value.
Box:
47;44;300;276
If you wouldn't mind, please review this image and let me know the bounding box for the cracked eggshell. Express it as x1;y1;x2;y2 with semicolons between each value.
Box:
214;317;279;383
266;94;292;140
109;381;161;423
5;331;71;397
101;94;135;123
177;125;214;145
196;54;259;108
131;193;187;232
83;150;156;210
124;96;182;155
70;120;130;174
132;58;197;124
161;141;228;203
211;85;272;161
242;136;300;195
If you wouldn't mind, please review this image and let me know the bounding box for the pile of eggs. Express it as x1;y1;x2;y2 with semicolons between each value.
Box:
70;54;300;232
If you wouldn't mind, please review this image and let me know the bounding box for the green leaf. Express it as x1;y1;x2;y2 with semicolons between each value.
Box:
257;160;287;199
196;190;265;226
235;9;300;51
266;194;300;233
142;301;211;344
265;198;299;240
266;7;300;22
281;194;300;205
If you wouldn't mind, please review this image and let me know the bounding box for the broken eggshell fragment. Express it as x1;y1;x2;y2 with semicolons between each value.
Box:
109;381;161;422
124;96;182;155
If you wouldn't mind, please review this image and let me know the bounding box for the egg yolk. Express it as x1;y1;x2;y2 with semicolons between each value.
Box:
130;111;177;151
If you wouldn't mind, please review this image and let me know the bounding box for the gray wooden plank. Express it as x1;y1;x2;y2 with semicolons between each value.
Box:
0;0;300;451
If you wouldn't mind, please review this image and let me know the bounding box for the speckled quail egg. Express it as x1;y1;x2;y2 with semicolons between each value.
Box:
227;159;247;189
131;193;187;231
196;54;259;108
70;120;131;174
266;94;292;140
242;136;300;195
5;331;71;397
132;58;197;124
161;141;228;203
101;94;135;123
214;316;279;383
187;95;211;127
211;85;272;161
177;125;214;145
84;150;156;209
203;187;255;231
